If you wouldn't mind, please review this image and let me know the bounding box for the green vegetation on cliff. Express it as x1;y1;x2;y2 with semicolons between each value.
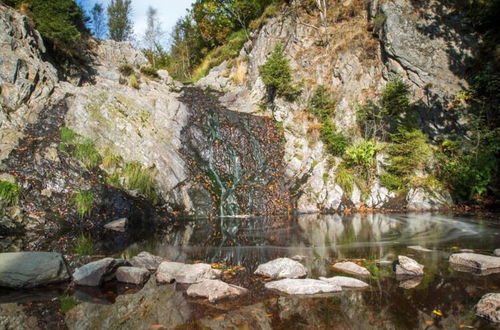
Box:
0;181;21;207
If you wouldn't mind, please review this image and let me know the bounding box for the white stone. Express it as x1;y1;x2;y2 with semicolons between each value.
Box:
475;293;500;323
331;261;370;277
254;258;307;279
187;279;248;303
395;256;424;277
116;266;150;285
319;276;369;288
104;218;127;232
449;253;500;271
265;279;341;295
156;262;221;284
130;251;163;271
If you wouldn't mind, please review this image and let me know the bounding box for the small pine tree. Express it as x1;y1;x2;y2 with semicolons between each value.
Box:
107;0;133;42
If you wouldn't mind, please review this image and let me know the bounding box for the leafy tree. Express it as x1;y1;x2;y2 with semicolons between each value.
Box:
143;6;165;67
107;0;133;42
90;2;106;39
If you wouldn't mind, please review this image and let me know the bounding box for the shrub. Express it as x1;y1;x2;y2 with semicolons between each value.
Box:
128;74;140;89
0;181;21;206
381;129;434;192
335;165;354;195
73;234;94;255
123;161;157;201
140;66;159;78
309;86;336;121
75;139;101;168
60;126;76;144
118;64;134;76
320;119;349;157
72;190;94;217
345;139;379;168
259;44;301;102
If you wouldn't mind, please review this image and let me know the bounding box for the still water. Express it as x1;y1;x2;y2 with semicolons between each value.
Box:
119;212;500;329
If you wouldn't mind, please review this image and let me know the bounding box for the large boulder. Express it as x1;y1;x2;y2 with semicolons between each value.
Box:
66;278;192;330
115;266;150;285
129;251;163;271
156;262;221;284
331;261;370;277
319;276;369;289
265;279;341;295
449;253;500;273
475;293;500;323
187;279;248;303
254;258;307;279
72;258;128;286
395;256;424;277
0;252;70;288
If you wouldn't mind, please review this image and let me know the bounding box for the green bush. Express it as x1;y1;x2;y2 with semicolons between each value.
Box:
75;139;101;168
123;161;157;201
128;74;140;89
60;126;76;144
73;234;94;255
140;66;159;78
259;44;301;102
72;190;94;217
309;86;336;121
118;64;134;76
381;129;434;192
0;181;21;206
320;119;349;157
335;165;354;195
345;139;379;168
5;0;85;55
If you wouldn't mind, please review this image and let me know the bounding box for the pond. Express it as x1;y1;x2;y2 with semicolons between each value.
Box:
2;212;500;329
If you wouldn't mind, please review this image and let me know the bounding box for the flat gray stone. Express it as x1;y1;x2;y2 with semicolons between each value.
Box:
187;279;248;303
0;252;70;288
130;251;163;271
331;261;370;277
395;256;424;277
475;293;500;323
408;245;432;252
254;258;307;279
449;253;500;271
319;276;369;288
156;262;221;284
73;258;127;286
265;279;341;295
103;218;127;232
116;266;150;285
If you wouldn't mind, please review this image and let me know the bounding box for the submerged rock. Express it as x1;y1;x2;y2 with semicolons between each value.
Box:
395;256;424;277
475;293;500;323
156;262;221;284
103;218;127;232
407;246;432;252
449;253;500;272
115;266;150;285
0;252;70;288
72;258;128;286
129;251;163;271
187;279;248;303
398;277;423;289
265;279;341;295
66;278;192;329
331;261;370;277
319;276;369;289
254;258;307;279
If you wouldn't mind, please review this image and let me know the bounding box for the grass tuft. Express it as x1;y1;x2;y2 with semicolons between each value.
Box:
75;139;101;168
71;190;94;217
0;181;21;206
123;161;157;200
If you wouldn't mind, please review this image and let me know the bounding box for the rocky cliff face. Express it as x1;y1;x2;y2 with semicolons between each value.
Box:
0;0;475;238
197;0;471;213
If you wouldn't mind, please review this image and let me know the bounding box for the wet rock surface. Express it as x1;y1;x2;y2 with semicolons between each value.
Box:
395;256;424;277
156;262;221;284
0;252;70;288
179;87;289;216
331;261;371;277
265;279;342;295
72;258;128;287
475;293;500;323
187;279;248;303
254;257;307;279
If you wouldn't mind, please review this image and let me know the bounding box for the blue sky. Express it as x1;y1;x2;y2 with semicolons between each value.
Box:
80;0;196;46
